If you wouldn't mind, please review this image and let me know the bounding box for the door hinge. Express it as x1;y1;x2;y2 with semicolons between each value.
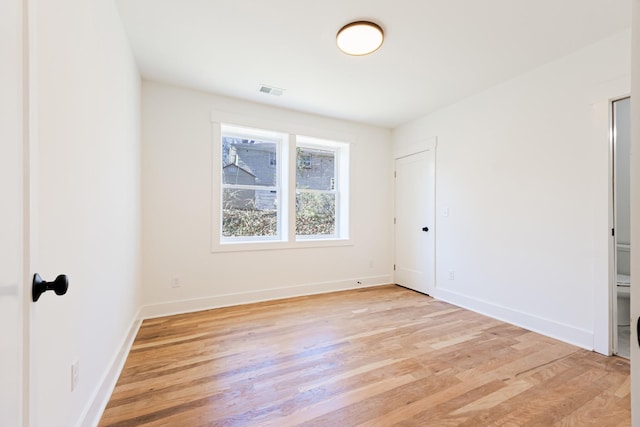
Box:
394;171;397;178
393;264;396;271
394;217;396;224
612;228;615;237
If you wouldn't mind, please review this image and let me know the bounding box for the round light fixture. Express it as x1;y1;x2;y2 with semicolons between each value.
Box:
336;21;384;56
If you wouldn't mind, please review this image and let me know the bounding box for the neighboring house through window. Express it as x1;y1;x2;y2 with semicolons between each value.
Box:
296;141;339;238
221;125;283;241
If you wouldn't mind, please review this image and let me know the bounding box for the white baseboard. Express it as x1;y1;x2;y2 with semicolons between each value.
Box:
431;288;595;352
78;311;143;427
140;275;393;319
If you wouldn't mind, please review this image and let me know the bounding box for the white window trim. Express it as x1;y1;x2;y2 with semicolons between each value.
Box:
211;119;352;253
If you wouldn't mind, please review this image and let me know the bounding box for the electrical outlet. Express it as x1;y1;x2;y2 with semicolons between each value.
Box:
448;270;455;280
71;360;80;391
171;277;181;288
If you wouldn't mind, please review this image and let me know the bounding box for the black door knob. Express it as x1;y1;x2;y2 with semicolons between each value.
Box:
32;273;69;302
422;226;429;232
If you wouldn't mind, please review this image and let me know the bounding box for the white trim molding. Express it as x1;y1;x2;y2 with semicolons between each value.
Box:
77;312;142;427
432;288;595;351
393;136;437;160
140;276;392;319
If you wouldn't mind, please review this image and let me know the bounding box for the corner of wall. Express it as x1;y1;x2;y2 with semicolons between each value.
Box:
76;309;143;427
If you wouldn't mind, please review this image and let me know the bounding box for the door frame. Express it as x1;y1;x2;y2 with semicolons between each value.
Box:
609;95;631;357
2;0;34;424
630;2;639;423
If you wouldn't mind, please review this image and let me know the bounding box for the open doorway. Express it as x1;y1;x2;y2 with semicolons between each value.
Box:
612;96;631;358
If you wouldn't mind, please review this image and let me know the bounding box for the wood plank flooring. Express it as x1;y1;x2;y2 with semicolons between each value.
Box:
99;285;630;426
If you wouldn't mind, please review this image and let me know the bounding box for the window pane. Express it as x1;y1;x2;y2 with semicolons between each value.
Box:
223;136;277;186
296;192;336;236
222;189;278;237
296;147;335;191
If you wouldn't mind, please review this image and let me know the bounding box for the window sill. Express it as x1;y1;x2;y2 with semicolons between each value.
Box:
212;237;353;253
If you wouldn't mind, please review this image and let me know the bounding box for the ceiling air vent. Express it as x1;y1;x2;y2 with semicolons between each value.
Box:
258;84;285;97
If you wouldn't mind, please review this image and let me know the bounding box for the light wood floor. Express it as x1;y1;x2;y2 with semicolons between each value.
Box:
99;285;630;426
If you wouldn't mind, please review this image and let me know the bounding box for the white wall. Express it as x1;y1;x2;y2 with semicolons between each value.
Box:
141;81;392;316
392;30;631;353
31;0;141;426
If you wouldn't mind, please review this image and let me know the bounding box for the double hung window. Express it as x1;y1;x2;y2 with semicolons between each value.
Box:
215;123;349;250
221;124;286;241
296;139;340;239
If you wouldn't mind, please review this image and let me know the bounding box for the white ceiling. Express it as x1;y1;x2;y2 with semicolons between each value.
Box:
115;0;631;128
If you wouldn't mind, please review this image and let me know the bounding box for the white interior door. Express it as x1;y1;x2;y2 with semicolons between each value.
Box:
0;0;26;425
27;1;75;424
394;150;435;294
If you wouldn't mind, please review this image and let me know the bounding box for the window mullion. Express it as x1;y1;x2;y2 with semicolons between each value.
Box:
287;134;297;242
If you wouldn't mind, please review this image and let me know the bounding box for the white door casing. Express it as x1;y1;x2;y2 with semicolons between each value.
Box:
630;1;639;425
394;149;435;295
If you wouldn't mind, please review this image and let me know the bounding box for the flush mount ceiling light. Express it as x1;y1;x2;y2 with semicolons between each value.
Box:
336;21;384;56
